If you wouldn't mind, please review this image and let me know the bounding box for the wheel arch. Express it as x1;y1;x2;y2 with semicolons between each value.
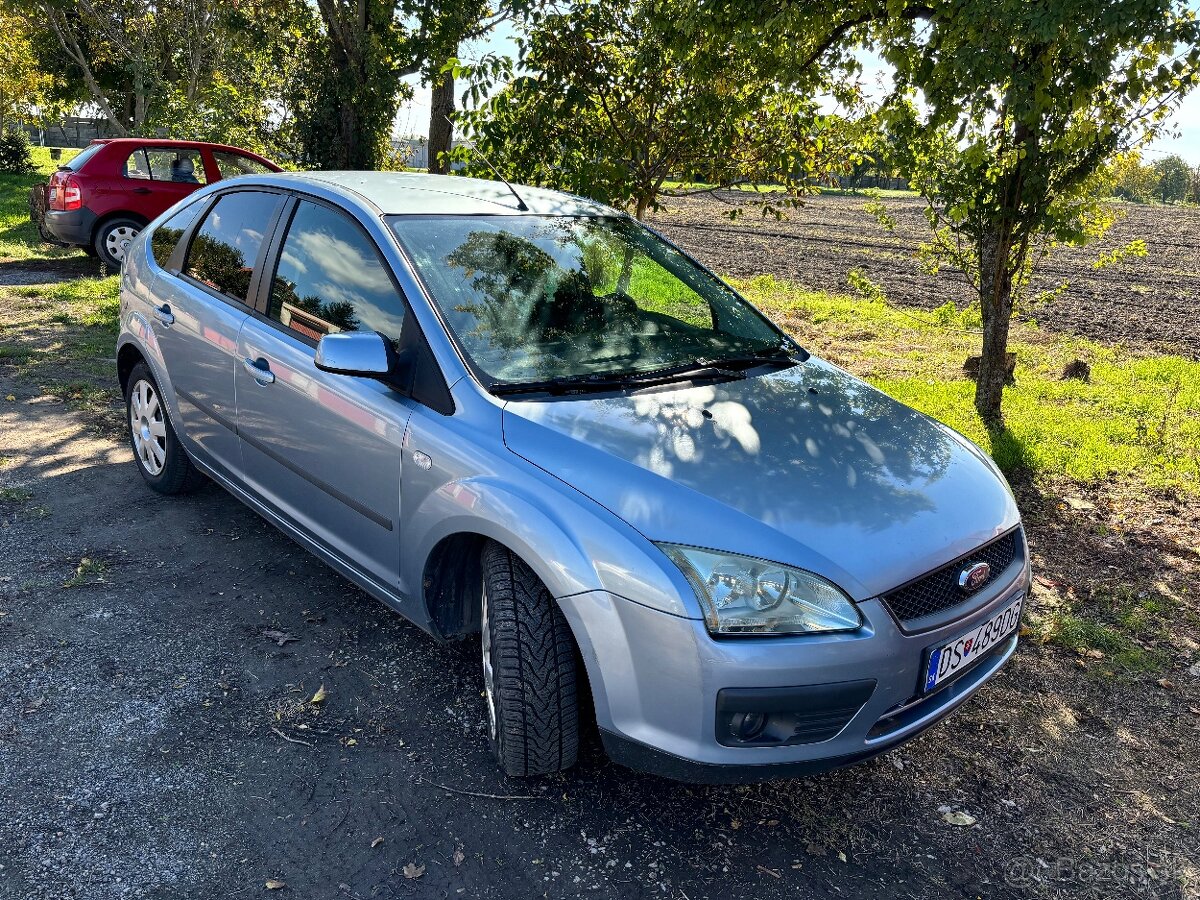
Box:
407;475;695;638
117;341;147;394
92;209;151;246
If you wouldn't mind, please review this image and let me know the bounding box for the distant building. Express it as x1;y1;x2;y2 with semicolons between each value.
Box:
391;136;473;172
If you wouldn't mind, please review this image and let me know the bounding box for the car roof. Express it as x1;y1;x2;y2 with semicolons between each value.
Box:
273;171;615;217
91;138;276;159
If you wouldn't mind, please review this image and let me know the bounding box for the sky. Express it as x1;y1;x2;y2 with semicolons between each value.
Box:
395;21;1200;165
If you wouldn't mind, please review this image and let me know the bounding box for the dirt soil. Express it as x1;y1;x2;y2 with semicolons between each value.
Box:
2;247;1200;899
647;193;1200;358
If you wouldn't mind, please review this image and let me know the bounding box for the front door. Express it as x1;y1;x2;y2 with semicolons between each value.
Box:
153;189;282;477
235;198;413;592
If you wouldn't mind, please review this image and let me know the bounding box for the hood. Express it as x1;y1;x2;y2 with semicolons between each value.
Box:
501;358;1020;601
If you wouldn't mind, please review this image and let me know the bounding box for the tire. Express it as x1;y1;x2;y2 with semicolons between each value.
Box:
481;541;579;776
94;217;142;270
125;362;205;495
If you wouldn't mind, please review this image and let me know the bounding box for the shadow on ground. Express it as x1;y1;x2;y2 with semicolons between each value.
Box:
0;372;1196;900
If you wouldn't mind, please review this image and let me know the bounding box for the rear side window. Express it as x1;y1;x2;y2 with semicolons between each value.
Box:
145;148;207;184
214;152;273;178
267;200;405;341
150;200;205;268
184;191;279;304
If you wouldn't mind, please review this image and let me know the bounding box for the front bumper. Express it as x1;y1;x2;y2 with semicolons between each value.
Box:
557;552;1029;783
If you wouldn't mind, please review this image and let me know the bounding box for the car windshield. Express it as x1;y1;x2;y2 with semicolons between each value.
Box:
389;215;788;388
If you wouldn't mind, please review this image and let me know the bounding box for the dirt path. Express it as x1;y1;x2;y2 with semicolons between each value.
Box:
1;367;1198;898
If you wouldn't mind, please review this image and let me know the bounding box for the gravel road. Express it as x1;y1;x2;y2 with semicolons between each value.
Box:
1;373;1198;900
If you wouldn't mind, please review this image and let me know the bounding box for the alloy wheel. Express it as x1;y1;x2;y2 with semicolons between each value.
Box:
130;378;167;476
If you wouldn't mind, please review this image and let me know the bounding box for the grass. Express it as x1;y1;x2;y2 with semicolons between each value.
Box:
1026;583;1185;675
64;556;109;587
736;274;1200;495
0;147;80;261
3;276;120;373
658;181;919;200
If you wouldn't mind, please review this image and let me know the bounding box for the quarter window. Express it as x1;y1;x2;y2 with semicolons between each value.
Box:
150;199;204;268
184;191;279;304
213;151;273;179
267;201;405;342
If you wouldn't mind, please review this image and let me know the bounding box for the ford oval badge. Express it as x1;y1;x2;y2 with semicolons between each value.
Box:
958;562;991;592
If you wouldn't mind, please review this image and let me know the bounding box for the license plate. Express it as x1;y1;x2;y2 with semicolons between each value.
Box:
923;595;1023;692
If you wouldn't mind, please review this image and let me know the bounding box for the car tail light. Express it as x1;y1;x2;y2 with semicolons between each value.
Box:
49;173;82;212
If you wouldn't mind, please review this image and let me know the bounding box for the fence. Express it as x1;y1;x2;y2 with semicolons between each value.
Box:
23;117;120;149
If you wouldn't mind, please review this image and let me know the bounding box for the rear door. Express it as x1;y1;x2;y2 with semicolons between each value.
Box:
152;188;285;478
235;197;413;592
138;147;210;218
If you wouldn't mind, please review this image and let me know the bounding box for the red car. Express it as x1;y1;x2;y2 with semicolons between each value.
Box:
35;138;282;269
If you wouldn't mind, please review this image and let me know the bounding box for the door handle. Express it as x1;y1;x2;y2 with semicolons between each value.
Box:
243;357;275;384
131;187;152;194
153;304;174;326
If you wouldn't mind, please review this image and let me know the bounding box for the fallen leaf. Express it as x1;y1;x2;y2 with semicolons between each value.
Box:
756;865;782;878
4;395;14;402
837;851;847;863
730;819;740;830
265;879;286;890
310;684;328;705
1189;707;1200;716
1063;496;1095;511
1157;679;1176;691
942;811;977;826
453;848;465;866
370;837;384;849
805;843;827;857
403;863;425;880
262;630;297;646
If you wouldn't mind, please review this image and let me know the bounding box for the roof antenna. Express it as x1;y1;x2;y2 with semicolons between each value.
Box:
444;115;528;211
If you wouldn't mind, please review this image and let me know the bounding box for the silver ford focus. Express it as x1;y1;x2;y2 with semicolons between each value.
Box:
116;172;1029;782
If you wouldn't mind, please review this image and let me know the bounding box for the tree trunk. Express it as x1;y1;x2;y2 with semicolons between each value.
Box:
428;67;455;175
975;227;1014;423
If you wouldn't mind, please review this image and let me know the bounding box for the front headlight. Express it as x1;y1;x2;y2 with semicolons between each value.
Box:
657;544;861;636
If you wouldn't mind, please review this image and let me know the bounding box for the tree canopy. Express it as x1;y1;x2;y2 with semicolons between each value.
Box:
456;0;870;218
689;0;1200;420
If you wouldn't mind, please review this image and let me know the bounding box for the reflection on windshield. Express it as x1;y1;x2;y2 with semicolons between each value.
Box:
390;215;784;384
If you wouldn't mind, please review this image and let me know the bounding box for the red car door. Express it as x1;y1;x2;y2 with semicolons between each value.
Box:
133;146;211;219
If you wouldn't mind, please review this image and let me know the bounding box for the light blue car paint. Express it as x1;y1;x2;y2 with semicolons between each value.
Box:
117;172;1029;781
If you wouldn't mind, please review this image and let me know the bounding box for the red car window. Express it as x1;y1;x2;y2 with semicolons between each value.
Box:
124;149;152;180
145;148;208;184
213;151;273;179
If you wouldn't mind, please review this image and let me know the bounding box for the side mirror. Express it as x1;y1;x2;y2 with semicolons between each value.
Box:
315;331;398;378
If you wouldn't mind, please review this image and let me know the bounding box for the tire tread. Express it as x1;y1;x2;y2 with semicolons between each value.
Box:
482;541;579;776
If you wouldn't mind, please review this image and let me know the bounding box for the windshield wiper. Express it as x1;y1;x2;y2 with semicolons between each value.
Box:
491;361;747;397
697;341;809;370
491;342;808;398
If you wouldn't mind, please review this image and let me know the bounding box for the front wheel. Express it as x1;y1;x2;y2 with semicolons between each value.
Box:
125;362;205;495
481;542;579;776
95;217;142;270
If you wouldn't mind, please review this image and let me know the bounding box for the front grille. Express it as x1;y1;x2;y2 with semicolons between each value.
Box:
881;530;1019;625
